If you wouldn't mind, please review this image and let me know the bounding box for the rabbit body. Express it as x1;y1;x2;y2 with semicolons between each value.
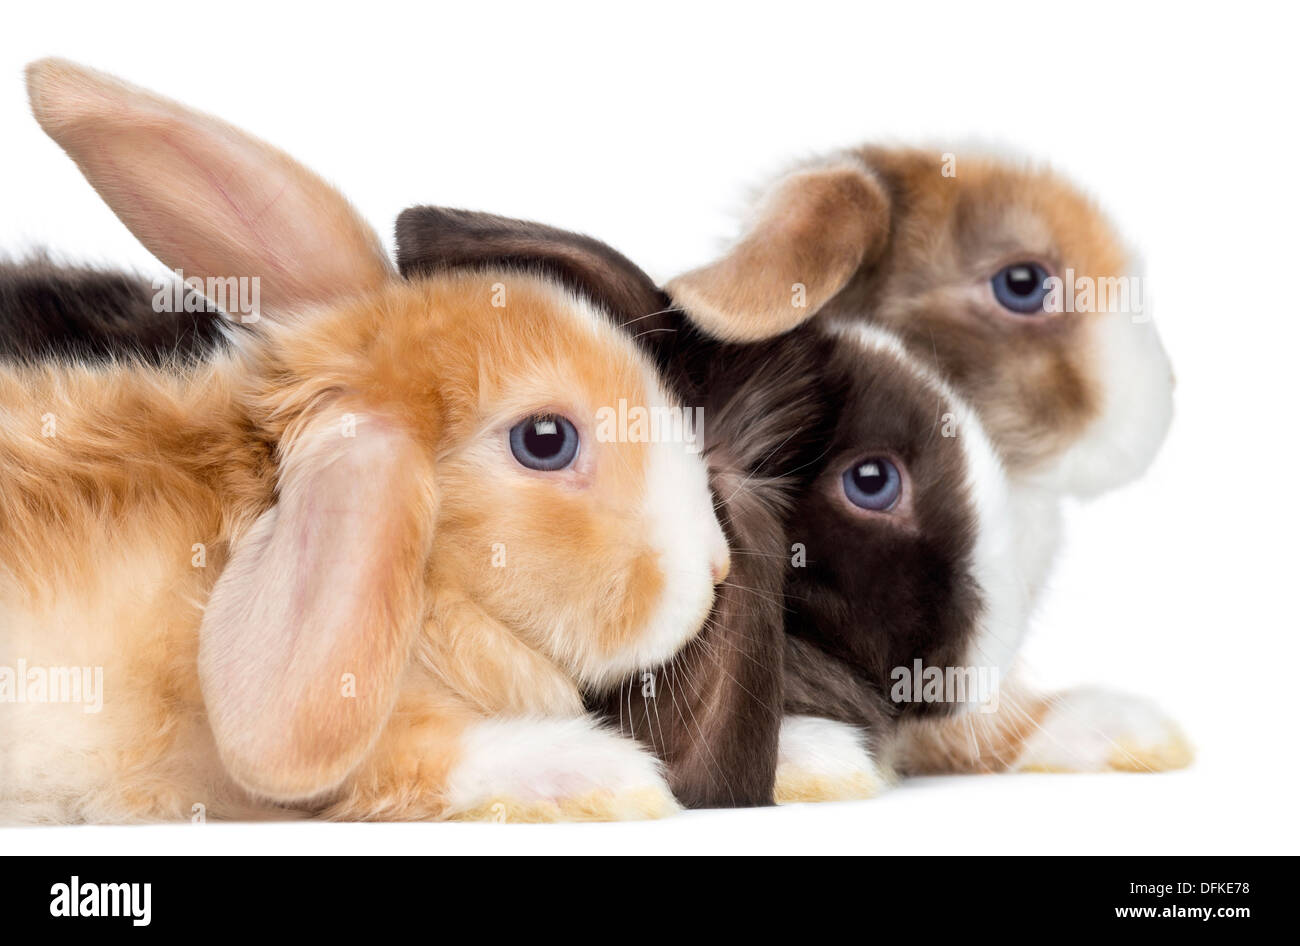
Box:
1;60;730;824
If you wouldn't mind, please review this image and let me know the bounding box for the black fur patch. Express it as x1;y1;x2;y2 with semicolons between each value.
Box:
0;256;232;364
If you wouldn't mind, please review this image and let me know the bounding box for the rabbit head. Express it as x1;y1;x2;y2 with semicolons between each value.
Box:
667;147;1175;499
25;59;727;801
394;208;810;807
393;207;1033;801
778;322;1030;725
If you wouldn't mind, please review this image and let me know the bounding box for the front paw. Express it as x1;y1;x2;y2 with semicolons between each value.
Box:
444;717;680;822
774;715;889;803
1015;688;1193;774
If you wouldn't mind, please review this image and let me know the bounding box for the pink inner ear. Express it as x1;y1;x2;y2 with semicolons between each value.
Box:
198;415;434;801
666;161;889;342
27;57;393;315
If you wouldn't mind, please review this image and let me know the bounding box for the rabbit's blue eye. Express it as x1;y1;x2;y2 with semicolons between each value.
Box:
842;457;902;511
992;262;1050;313
510;414;579;471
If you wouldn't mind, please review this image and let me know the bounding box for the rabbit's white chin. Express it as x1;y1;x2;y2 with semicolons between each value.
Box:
584;429;726;690
1044;304;1175;499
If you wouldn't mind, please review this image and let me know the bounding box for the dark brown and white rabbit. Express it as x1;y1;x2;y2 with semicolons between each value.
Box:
667;146;1189;777
0;60;728;824
394;210;1038;803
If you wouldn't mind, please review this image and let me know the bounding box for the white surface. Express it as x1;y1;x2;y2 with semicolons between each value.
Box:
1;769;1283;856
2;0;1297;855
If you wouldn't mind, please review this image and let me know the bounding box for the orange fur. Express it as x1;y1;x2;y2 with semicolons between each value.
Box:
2;59;724;823
886;679;1054;775
0;271;704;822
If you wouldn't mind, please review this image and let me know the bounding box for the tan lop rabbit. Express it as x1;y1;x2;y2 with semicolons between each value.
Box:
0;60;728;823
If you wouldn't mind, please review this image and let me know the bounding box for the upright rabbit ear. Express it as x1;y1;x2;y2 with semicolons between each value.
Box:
25;58;393;315
199;413;437;801
666;161;891;342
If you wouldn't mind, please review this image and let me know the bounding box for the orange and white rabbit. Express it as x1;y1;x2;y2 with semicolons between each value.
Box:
0;60;727;824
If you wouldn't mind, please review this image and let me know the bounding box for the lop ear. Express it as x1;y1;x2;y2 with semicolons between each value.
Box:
25;58;393;315
665;161;891;342
198;413;436;801
395;207;668;328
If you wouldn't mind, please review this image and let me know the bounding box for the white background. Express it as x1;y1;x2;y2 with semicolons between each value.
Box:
2;0;1297;855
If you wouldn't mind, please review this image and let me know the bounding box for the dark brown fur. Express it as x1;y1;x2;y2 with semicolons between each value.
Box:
0;256;233;364
396;209;987;806
783;334;982;719
10;211;991;809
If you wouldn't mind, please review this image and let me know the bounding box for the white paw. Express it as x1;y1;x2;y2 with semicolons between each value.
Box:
1015;688;1193;773
774;715;888;803
444;716;679;822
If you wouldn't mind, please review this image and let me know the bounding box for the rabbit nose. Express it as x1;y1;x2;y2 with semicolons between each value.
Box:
711;549;731;584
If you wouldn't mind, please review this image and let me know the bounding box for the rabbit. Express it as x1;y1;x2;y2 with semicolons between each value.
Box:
6;200;1024;808
0;59;729;824
393;209;1038;805
394;208;795;807
0;255;233;364
7;101;1185;794
665;145;1190;778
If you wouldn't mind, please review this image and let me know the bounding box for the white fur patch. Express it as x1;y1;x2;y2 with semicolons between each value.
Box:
608;393;727;682
828;322;1034;695
1044;262;1175;498
775;714;891;806
533;279;727;687
776;715;879;782
1014;688;1192;773
955;399;1035;691
443;716;676;814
